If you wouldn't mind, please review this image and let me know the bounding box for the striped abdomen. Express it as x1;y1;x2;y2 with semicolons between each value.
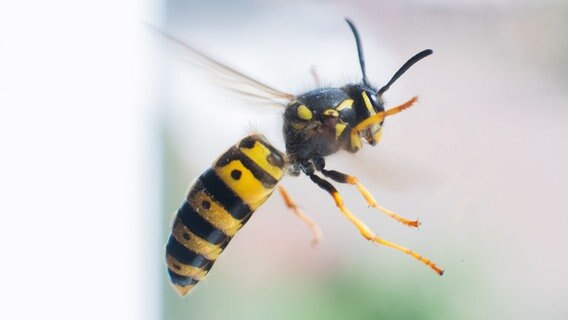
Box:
166;134;286;295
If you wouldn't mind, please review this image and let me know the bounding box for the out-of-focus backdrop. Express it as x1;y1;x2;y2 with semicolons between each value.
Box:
1;0;567;319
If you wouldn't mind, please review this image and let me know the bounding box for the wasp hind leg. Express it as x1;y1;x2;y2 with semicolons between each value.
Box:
277;185;323;247
309;174;443;275
313;157;420;228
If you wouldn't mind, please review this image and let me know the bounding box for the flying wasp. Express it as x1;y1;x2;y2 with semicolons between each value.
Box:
157;18;444;296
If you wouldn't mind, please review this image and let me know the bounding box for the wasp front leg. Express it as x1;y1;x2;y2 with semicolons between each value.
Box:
309;174;443;275
322;168;420;228
314;157;420;228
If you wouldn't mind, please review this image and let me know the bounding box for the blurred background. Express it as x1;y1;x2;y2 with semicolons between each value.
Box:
1;0;567;319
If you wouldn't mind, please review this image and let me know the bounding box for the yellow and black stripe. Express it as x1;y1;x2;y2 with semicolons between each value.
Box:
166;134;286;295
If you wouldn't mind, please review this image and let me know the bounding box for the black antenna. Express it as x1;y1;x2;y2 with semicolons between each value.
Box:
378;49;433;96
345;18;370;86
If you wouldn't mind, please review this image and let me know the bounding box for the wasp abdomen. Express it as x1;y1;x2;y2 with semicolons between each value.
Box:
166;135;286;295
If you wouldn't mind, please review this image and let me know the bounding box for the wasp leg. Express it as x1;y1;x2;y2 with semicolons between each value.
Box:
351;96;418;143
309;174;443;275
320;168;420;228
277;185;323;247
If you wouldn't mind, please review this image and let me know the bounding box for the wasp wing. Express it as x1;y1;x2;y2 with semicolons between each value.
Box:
149;25;295;106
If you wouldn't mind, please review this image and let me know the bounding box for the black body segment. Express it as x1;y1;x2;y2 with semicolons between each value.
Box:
175;199;229;245
165;134;287;295
198;170;252;221
283;83;386;168
282;20;432;175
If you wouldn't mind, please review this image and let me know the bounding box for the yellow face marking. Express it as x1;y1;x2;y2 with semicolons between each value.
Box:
335;123;347;138
172;218;223;260
297;105;313;120
336;99;353;111
239;141;284;180
215;160;273;210
361;92;376;116
172;284;194;296
167;254;208;280
323;109;339;118
188;190;241;236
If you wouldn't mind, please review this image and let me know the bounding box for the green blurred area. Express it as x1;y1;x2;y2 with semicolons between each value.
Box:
161;244;484;319
165;269;449;320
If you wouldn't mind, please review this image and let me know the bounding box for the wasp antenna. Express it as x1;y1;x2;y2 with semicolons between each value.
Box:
378;49;433;96
345;18;370;86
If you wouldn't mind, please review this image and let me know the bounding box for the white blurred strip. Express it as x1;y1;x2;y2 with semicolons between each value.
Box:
0;1;162;319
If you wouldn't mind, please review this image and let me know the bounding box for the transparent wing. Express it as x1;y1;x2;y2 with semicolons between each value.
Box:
148;24;295;106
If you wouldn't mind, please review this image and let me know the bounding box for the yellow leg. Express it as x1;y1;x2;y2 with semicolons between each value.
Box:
321;169;420;228
278;186;323;247
310;174;443;275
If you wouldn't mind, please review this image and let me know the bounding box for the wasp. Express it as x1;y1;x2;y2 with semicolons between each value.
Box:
158;18;444;296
